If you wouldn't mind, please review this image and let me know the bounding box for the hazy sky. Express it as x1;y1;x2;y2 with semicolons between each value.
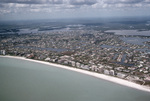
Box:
0;0;150;21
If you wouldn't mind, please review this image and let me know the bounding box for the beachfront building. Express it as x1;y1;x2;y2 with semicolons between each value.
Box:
81;65;90;70
45;57;51;61
110;70;115;76
104;69;110;75
117;72;127;79
0;50;5;55
76;62;81;68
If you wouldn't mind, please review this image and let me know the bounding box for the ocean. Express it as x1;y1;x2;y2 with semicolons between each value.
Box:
0;57;150;101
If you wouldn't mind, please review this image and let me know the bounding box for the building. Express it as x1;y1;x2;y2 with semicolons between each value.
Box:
76;62;81;68
110;70;115;76
0;50;5;55
104;69;110;75
117;72;127;78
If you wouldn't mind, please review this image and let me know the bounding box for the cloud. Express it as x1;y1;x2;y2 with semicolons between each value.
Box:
95;0;150;8
0;0;63;4
144;0;150;3
0;0;150;20
0;3;5;8
0;0;97;5
0;0;42;4
69;0;97;5
103;0;143;4
0;0;149;7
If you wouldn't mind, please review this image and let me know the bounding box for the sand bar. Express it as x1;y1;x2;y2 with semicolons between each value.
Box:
1;55;150;93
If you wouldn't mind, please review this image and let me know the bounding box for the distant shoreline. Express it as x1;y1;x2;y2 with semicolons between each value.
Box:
0;55;150;93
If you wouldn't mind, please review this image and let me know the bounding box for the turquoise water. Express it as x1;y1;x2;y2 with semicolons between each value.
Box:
0;57;150;101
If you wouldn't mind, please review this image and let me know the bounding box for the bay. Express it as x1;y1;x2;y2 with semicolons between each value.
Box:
105;30;150;36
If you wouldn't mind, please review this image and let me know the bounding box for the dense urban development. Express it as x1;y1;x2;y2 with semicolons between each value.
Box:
0;20;150;87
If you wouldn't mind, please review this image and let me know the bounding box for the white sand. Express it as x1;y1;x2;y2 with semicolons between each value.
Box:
1;55;150;92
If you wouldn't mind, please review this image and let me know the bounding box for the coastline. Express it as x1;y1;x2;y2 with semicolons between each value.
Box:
0;55;150;93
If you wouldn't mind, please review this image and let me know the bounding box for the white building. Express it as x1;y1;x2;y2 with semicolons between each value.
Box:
71;61;76;67
45;57;51;61
104;69;109;75
110;70;115;76
117;72;127;78
0;50;5;55
82;65;90;70
76;62;81;68
91;65;97;71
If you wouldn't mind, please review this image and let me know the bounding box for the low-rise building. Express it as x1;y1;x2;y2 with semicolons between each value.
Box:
110;70;115;76
45;57;51;61
104;69;109;75
117;72;127;78
82;65;90;70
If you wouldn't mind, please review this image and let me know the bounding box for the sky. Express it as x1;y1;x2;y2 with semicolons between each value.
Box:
0;0;150;21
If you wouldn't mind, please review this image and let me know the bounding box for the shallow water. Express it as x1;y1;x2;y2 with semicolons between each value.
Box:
0;57;150;101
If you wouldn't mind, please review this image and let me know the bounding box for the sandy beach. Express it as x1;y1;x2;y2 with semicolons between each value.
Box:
1;55;150;93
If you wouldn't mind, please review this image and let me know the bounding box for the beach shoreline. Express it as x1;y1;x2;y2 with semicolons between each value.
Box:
1;55;150;93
